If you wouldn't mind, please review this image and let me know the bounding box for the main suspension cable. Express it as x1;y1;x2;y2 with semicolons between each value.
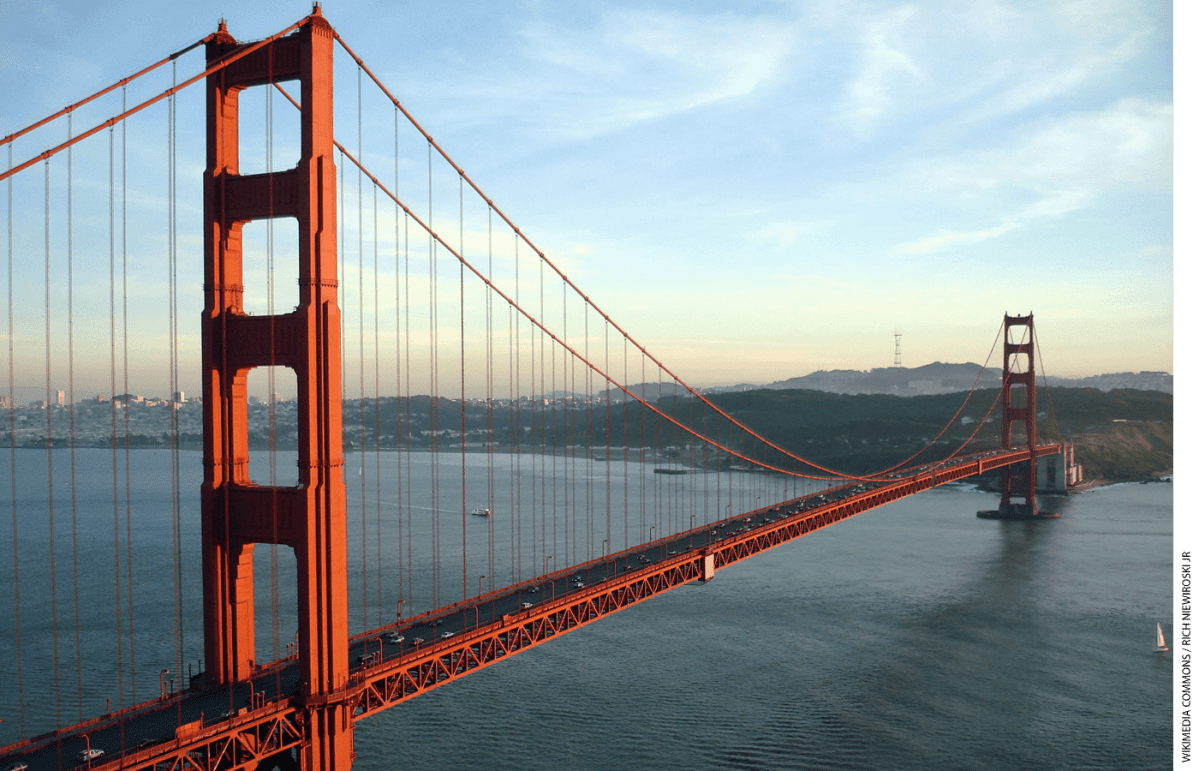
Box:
320;139;885;482
332;29;867;481
0;35;214;149
0;18;308;184
857;320;1007;480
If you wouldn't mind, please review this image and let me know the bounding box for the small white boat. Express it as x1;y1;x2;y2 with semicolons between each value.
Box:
471;507;491;518
1154;622;1169;652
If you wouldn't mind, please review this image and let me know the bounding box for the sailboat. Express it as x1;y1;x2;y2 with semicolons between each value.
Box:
1153;622;1169;653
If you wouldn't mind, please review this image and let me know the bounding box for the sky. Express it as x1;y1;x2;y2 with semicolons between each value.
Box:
0;0;1176;402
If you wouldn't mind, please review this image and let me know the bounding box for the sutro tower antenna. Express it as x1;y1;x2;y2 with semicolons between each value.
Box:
894;327;902;367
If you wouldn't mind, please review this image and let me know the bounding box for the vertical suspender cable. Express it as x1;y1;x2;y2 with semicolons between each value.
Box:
394;108;404;618
121;84;137;702
538;258;545;572
459;175;466;601
532;275;537;565
640;353;646;543
513;236;520;580
404;212;412;614
703;394;709;525
67;113;84;723
7;139;27;738
539;258;549;573
687;383;694;526
267;65;281;664
604;323;610;557
168;60;186;701
549;270;556;568
583;306;589;560
107;125;125;711
623;336;629;552
374;185;382;626
654;368;661;537
508;247;515;584
567;286;575;566
530;271;536;569
486;209;494;590
357;65;368;632
338;149;347;584
44;158;61;731
428;142;439;609
562;281;570;565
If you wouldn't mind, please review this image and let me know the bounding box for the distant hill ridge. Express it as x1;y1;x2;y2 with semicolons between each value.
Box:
703;363;1172;398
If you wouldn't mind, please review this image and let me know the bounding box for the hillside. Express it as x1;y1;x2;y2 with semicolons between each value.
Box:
705;365;1173;398
661;387;1172;482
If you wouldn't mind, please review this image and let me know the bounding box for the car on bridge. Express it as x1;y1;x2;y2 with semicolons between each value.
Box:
77;748;105;764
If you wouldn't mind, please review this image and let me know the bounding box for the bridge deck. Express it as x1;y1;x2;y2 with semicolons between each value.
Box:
0;445;1061;771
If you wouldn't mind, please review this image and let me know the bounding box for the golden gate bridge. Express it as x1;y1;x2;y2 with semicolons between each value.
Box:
1;8;1069;770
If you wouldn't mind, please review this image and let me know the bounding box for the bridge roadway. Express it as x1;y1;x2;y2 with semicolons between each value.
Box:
0;445;1061;771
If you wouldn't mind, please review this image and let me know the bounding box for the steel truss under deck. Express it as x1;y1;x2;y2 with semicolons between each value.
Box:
345;444;1062;718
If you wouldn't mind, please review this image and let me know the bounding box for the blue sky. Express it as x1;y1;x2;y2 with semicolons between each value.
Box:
0;0;1175;398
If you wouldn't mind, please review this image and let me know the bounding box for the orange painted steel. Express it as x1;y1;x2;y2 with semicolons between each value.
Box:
344;445;1061;719
999;314;1038;515
89;704;305;771
201;8;351;770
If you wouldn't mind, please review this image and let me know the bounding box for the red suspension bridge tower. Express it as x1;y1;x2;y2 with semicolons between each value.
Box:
977;312;1057;520
201;8;352;769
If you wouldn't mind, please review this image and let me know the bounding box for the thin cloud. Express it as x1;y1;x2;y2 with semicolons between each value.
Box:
505;8;799;139
833;5;924;137
890;97;1171;256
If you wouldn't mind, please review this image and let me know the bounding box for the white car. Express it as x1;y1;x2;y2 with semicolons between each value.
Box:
521;602;534;609
77;749;105;763
386;633;404;644
440;631;455;639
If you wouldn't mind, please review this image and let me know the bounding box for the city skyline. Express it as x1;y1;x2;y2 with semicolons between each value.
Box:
0;0;1175;402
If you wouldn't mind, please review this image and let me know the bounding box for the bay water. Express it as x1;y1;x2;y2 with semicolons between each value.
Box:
0;449;1172;769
